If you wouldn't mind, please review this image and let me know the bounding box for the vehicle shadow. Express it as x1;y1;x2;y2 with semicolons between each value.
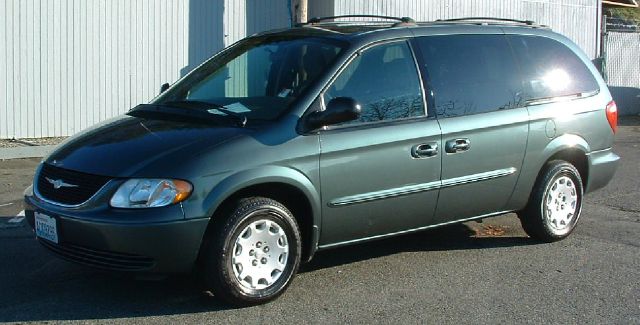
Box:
301;223;537;273
0;246;224;322
0;222;537;322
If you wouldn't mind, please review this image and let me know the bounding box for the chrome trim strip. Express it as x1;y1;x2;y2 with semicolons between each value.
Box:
440;167;517;189
585;147;613;156
524;89;600;107
328;167;517;207
329;181;441;206
33;166;112;208
318;210;513;249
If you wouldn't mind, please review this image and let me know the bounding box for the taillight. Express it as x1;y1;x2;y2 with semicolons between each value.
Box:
606;101;618;134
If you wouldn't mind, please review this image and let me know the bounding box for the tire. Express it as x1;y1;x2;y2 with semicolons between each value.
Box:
518;160;584;242
200;197;301;306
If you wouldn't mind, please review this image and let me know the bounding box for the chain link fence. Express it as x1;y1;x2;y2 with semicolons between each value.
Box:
604;16;640;115
605;32;640;87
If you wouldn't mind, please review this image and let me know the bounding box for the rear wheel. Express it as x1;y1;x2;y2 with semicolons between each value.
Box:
518;160;583;242
200;197;301;306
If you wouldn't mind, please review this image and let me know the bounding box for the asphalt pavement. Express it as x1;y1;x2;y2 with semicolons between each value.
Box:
0;118;638;324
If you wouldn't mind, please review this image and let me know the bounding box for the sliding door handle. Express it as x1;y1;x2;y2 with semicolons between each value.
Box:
445;138;470;153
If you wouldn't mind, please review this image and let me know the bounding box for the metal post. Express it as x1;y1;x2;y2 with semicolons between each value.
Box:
300;0;307;24
291;0;308;24
596;0;603;58
603;14;608;83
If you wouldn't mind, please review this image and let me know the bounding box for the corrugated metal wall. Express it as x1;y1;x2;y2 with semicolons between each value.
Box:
0;0;290;139
311;0;599;58
1;0;600;138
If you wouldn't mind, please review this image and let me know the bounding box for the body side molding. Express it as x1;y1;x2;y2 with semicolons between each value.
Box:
329;167;517;207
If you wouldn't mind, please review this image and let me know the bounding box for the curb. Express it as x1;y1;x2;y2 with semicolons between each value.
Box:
0;145;56;160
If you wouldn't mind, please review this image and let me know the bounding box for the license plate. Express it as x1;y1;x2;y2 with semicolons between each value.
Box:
35;212;58;244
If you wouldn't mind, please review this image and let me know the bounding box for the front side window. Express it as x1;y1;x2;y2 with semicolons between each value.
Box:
415;34;524;118
506;35;600;101
157;36;345;121
323;41;425;125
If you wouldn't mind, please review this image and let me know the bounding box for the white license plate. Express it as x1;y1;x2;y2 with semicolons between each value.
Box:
35;212;58;244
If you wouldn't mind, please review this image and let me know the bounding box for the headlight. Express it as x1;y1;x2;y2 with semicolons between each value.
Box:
110;179;193;208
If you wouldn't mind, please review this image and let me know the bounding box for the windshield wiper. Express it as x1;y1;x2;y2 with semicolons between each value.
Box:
127;103;246;127
163;100;247;127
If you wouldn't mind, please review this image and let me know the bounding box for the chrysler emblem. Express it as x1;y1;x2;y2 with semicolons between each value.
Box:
45;177;79;189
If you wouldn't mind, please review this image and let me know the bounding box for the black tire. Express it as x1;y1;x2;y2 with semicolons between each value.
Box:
518;160;584;242
200;197;301;306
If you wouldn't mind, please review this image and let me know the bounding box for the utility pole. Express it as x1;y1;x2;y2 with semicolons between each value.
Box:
292;0;308;24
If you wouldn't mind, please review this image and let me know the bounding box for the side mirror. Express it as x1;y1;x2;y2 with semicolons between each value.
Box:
160;83;170;93
307;97;361;129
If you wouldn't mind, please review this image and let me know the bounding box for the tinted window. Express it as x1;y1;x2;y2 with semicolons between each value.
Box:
415;35;524;118
507;35;599;101
324;41;424;125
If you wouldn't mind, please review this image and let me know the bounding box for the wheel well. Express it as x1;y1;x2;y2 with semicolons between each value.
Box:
211;182;315;262
547;148;588;187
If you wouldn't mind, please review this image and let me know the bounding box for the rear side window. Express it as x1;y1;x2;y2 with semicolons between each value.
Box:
506;35;600;101
414;35;524;118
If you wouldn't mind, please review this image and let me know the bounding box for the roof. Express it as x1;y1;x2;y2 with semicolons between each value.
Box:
602;0;639;7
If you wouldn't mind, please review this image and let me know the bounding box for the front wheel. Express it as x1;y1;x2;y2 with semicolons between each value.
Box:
200;197;301;306
518;160;584;242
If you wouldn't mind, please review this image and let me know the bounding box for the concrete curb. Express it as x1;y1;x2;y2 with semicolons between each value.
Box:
0;145;56;160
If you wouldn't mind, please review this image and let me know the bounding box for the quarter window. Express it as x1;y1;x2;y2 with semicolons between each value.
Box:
415;35;524;118
506;35;600;101
323;41;425;125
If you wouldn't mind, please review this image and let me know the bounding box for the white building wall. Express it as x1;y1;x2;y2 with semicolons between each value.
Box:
1;0;599;138
0;0;290;139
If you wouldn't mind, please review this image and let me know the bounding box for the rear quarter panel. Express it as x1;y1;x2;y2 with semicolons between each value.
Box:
501;28;615;210
508;93;614;210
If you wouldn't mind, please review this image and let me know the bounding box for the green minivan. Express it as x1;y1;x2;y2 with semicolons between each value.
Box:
25;16;619;305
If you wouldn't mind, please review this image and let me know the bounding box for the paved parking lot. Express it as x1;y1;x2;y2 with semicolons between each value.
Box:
0;118;638;324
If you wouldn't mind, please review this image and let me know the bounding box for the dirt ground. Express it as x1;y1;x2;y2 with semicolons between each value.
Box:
0;158;40;217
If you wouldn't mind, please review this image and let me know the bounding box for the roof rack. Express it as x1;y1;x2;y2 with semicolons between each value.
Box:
433;17;545;27
296;15;547;30
299;15;416;27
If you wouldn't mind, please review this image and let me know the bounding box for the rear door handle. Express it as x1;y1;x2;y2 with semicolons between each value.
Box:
411;142;438;158
445;138;471;153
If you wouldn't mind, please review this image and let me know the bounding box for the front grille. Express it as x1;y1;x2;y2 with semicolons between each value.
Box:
38;239;156;271
36;163;112;205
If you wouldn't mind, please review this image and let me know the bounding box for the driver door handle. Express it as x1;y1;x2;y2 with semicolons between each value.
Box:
411;142;438;158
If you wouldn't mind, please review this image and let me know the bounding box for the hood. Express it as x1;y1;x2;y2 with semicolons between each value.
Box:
46;115;248;177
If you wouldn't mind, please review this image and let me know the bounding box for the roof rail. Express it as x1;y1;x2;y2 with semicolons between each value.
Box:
434;17;544;27
299;15;415;27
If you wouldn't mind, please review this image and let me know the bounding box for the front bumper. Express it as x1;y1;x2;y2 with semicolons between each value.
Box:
24;193;210;273
585;148;620;193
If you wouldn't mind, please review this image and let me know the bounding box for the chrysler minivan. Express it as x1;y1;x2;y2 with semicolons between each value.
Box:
25;16;619;305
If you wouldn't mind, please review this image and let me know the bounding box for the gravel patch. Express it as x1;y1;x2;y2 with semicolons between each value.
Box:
0;137;67;148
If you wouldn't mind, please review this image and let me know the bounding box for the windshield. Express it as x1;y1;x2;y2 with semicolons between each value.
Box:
155;35;346;122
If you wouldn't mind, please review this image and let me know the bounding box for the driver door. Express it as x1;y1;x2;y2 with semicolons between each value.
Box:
317;40;442;247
